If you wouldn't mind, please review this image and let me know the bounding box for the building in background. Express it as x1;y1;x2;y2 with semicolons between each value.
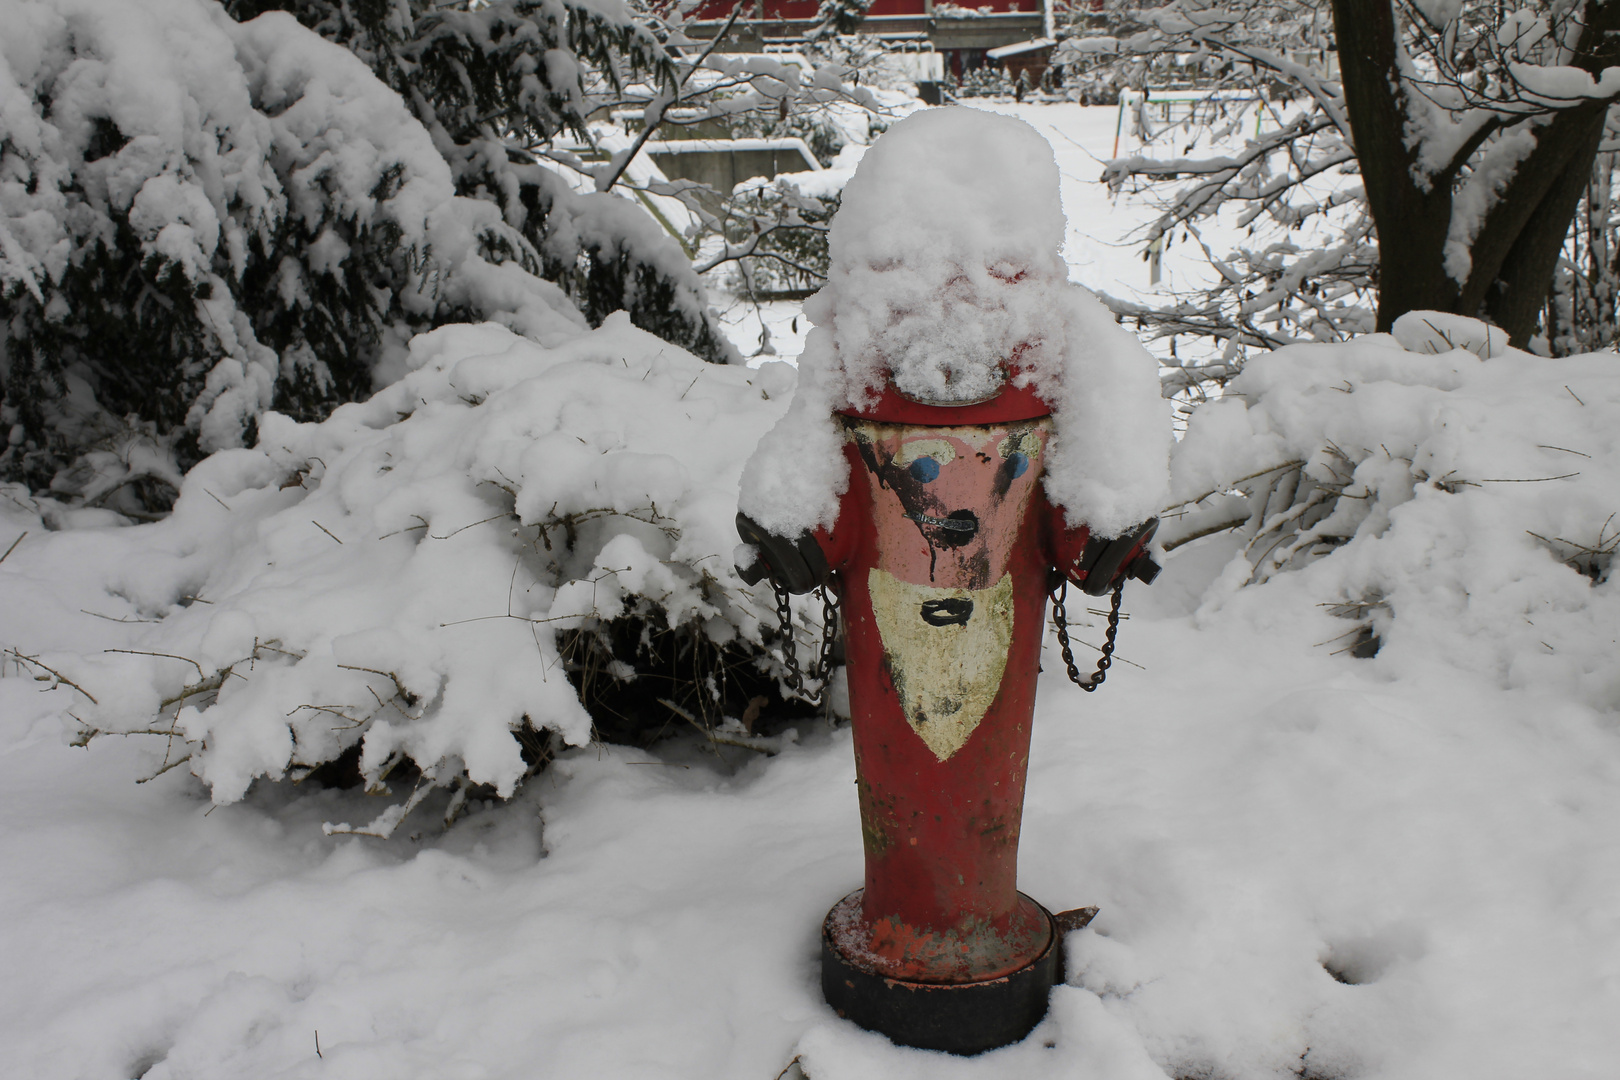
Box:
688;0;1060;81
986;36;1056;88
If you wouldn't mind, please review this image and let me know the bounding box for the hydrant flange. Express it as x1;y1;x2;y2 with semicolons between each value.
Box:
821;889;1061;1057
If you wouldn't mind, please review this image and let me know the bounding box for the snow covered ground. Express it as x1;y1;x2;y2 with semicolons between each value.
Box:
3;104;1619;1080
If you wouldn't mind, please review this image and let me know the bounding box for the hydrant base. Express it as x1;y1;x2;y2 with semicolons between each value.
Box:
820;891;1061;1056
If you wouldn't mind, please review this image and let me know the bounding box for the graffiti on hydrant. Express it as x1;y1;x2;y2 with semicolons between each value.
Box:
851;418;1046;760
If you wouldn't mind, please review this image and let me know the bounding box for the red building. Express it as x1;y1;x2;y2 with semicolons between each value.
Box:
689;0;1051;80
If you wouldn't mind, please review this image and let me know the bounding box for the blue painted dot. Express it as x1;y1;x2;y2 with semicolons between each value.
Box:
909;457;940;483
1007;452;1029;479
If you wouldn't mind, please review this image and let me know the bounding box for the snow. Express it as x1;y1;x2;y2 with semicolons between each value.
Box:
646;137;823;168
735;164;859;201
1509;61;1620;103
1440;122;1541;284
0;317;788;813
8;399;1620;1078
1409;0;1463;25
1390;310;1509;359
986;38;1057;61
0;0;587;465
739;107;1169;538
5;104;1620;1080
1172;322;1620;711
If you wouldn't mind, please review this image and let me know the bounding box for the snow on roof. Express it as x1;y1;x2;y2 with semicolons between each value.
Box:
733;167;854;200
986;37;1055;60
641;137;822;172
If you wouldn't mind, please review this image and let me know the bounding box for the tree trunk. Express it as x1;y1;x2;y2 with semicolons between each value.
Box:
1332;0;1620;347
1478;113;1610;343
1331;0;1459;328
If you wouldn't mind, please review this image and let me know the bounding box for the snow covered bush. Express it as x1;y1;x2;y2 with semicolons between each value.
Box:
0;0;746;518
697;110;898;299
951;63;1017;100
1164;312;1619;707
0;0;594;513
5;317;803;833
223;0;736;366
723;172;847;297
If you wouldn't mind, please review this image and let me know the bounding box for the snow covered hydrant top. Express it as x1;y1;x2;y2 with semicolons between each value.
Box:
738;106;1171;544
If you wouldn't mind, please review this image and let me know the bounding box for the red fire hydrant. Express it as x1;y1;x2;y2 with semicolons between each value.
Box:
734;107;1167;1055
739;377;1157;1054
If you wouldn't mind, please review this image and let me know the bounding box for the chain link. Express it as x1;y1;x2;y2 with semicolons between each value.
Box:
773;576;841;705
1050;579;1124;692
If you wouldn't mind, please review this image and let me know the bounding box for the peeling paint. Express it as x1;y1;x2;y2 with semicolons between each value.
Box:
858;779;899;857
826;888;1054;983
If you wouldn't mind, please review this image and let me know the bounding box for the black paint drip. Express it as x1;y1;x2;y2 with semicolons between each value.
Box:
920;597;974;627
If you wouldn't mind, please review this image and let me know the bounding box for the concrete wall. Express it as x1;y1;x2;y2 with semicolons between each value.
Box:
645;144;819;206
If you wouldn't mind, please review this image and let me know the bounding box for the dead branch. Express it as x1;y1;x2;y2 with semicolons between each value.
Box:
137;754;192;784
0;530;25;564
656;697;785;754
159;669;230;711
336;664;418;704
5;649;99;704
80;608;160;624
105;648;206;679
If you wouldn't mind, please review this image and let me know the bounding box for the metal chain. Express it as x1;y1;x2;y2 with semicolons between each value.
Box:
773;576;841;705
1050;579;1124;693
769;570;1119;700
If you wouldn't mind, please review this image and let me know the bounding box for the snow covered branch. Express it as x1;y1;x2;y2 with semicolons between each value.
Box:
1071;0;1620;367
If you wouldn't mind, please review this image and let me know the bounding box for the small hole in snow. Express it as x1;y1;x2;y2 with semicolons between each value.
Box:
1322;958;1357;984
130;1049;168;1079
1349;625;1380;658
1321;924;1425;985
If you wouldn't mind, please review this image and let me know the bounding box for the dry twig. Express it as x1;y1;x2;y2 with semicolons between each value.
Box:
5;648;99;704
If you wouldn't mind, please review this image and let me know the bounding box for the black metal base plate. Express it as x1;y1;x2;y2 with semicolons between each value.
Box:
820;893;1060;1056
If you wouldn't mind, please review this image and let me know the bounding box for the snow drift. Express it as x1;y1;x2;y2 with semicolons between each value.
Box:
1;318;797;827
1168;313;1619;711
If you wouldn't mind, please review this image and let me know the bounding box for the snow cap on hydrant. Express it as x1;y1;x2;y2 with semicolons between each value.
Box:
739;106;1171;540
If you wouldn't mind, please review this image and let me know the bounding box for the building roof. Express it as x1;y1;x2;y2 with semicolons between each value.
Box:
985;36;1055;59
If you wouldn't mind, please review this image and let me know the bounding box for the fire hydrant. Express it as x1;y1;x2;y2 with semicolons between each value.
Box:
734;107;1168;1056
739;377;1158;1054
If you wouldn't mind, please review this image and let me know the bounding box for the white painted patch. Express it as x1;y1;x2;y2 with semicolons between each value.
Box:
867;568;1016;760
